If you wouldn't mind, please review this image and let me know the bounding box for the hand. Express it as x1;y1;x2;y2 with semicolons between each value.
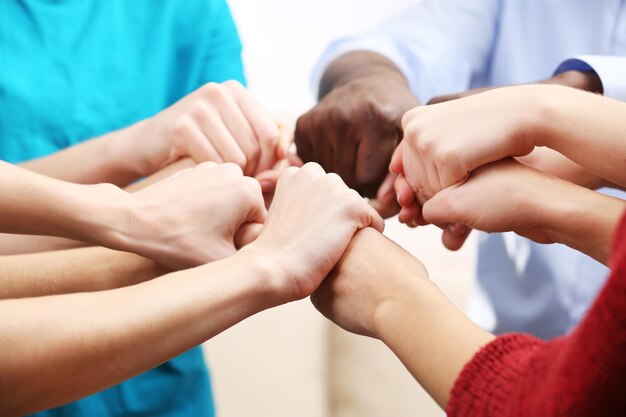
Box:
248;163;385;303
390;144;472;251
127;80;288;177
123;162;267;269
420;159;562;244
311;227;430;338
295;72;419;199
396;86;541;199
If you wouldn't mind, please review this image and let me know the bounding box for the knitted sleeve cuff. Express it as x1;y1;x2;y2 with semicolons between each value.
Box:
446;334;546;417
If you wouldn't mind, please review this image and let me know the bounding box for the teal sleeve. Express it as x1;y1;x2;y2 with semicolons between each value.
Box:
199;0;246;87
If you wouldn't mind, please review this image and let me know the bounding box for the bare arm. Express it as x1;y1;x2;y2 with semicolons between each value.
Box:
0;250;274;416
0;158;196;256
312;228;494;408
0;247;166;299
537;86;626;188
0;163;382;416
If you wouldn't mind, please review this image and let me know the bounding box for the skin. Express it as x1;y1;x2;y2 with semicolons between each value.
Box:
312;159;623;409
0;158;198;256
299;50;601;218
21;80;288;185
393;83;625;197
0;82;292;255
0;248;167;299
0;163;384;417
313;228;495;409
392;85;626;248
0;160;267;269
295;51;418;213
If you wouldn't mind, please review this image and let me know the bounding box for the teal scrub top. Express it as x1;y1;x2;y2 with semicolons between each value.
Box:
0;1;246;416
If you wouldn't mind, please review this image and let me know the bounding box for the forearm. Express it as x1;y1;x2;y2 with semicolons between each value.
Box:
517;147;616;190
0;247;166;299
319;51;414;100
537;180;625;265
19;122;147;187
0;248;275;416
0;161;127;245
0;234;86;255
535;85;626;187
374;280;494;409
0;159;195;256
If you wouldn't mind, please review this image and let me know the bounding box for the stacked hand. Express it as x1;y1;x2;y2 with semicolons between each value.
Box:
295;63;418;217
127;80;290;178
247;163;385;303
121;162;267;270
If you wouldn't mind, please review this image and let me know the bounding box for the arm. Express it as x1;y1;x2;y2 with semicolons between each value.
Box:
419;160;625;265
314;218;626;415
312;228;495;408
0;160;272;269
0;248;166;299
396;84;626;199
296;0;499;205
0;158;197;256
0;163;383;416
20;81;284;185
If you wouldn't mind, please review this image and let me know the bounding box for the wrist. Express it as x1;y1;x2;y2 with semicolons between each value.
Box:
527;84;574;149
216;244;289;310
106;120;155;179
539;182;624;265
372;278;440;341
66;182;133;248
321;52;411;99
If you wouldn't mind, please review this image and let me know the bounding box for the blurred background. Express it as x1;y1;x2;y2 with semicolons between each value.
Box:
204;1;476;416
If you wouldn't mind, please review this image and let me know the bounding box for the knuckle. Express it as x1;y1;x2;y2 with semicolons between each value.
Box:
241;177;263;200
171;115;195;136
220;162;244;177
200;82;226;101
302;162;326;176
222;79;243;91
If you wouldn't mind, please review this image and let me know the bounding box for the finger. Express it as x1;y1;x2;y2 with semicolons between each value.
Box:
398;203;426;227
255;122;285;174
234;222;264;248
370;173;400;218
441;225;472;251
255;169;282;193
421;189;460;225
389;142;404;175
294;114;314;164
276;123;294;160
365;204;385;233
287;148;304;167
176;116;223;164
215;95;261;176
199;110;248;169
226;81;281;173
395;174;416;207
355;133;397;198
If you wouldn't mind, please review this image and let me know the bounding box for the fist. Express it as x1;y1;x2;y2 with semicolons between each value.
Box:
295;74;418;198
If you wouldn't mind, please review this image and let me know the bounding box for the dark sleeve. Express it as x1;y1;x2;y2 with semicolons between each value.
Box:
447;211;626;417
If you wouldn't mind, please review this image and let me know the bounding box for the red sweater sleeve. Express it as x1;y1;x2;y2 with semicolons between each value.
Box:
446;213;626;417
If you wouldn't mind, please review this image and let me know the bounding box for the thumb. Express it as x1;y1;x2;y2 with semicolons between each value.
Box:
422;188;462;226
234;222;264;248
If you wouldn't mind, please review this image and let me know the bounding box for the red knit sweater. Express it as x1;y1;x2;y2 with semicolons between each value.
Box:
447;214;626;417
